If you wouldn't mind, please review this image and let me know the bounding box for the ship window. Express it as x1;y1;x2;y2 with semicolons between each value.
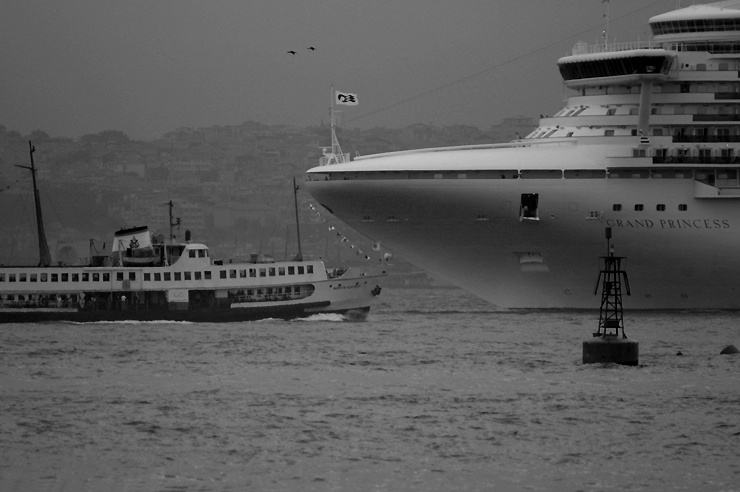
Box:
154;273;161;281
653;128;663;136
144;273;151;281
604;130;615;136
240;269;247;278
164;272;171;281
205;271;211;280
564;170;606;179
269;268;276;276
8;274;16;282
697;63;706;71
195;272;201;280
72;273;79;282
279;267;285;276
288;266;295;275
719;63;729;71
250;268;256;277
60;273;67;282
657;204;666;211
92;273;99;282
635;204;644;211
259;268;266;277
199;250;206;258
116;272;123;281
174;272;182;281
220;270;227;279
0;273;4;282
129;272;136;281
19;273;27;282
103;273;110;282
189;250;196;258
307;265;314;274
230;270;236;279
613;204;622;211
82;273;89;281
679;204;688;211
607;108;616;116
30;274;37;282
298;266;305;274
566;132;574;137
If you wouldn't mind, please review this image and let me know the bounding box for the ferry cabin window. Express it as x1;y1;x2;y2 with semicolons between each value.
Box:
195;272;202;280
259;268;266;277
230;270;237;279
205;271;212;280
249;268;256;277
307;265;314;274
103;273;110;282
164;273;171;281
154;272;161;281
116;272;124;281
635;204;644;211
657;204;666;211
240;269;247;278
72;273;79;282
298;266;305;275
199;250;206;258
175;272;182;281
51;274;58;282
220;270;227;279
184;272;192;280
82;273;89;281
0;273;3;282
61;273;68;282
129;272;136;281
30;273;37;282
9;274;16;282
144;273;151;281
613;204;622;211
269;268;276;276
189;250;196;258
279;267;285;276
19;273;27;282
679;204;688;211
288;266;295;275
93;273;99;282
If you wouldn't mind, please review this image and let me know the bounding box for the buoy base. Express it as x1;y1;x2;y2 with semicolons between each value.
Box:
583;336;639;366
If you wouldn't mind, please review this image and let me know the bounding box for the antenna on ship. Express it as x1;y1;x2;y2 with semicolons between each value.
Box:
603;0;610;49
167;200;181;243
292;177;303;261
15;141;51;266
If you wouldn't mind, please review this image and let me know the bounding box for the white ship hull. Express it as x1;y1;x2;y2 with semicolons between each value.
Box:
307;157;740;309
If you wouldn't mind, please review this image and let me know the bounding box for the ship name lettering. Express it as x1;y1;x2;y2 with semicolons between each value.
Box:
606;219;730;229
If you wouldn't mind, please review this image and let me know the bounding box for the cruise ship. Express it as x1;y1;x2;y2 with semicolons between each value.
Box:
305;2;740;309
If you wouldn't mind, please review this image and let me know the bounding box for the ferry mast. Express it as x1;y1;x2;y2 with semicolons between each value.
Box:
15;141;51;267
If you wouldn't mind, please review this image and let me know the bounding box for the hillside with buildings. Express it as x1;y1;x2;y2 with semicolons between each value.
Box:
0;117;534;269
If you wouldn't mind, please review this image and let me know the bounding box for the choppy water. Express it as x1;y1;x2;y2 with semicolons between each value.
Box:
1;288;739;491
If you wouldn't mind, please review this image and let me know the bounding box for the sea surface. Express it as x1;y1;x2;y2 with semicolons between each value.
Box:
1;288;739;492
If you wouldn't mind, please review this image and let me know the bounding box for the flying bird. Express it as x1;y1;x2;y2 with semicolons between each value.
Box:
308;46;316;51
287;50;297;55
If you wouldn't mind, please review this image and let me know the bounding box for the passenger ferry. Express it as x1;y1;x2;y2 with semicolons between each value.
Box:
0;150;385;322
305;2;740;309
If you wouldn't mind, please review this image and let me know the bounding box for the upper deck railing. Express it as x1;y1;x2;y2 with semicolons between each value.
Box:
570;41;661;56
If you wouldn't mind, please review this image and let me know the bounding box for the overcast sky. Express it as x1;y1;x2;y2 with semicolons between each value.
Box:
1;0;681;140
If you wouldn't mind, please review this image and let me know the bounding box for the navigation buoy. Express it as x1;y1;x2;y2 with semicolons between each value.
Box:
720;344;739;355
583;228;639;366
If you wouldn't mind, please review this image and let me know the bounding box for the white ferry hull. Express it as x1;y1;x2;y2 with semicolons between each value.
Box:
306;175;740;309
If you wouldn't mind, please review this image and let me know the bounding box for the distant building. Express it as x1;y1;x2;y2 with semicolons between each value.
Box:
489;116;537;143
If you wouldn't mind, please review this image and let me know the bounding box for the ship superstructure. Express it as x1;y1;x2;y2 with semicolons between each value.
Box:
305;2;740;309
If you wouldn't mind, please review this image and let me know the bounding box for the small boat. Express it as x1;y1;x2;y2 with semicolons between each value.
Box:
0;143;385;323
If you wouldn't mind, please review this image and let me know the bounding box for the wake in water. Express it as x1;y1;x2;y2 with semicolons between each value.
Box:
64;319;194;325
291;313;347;322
